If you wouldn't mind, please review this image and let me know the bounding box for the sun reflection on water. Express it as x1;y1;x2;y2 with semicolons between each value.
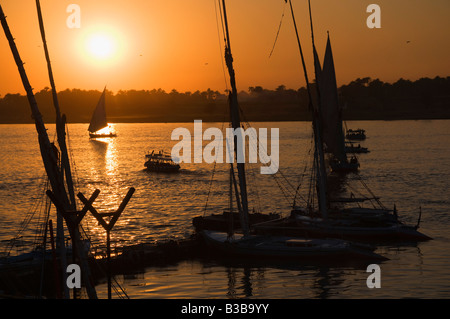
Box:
83;136;132;252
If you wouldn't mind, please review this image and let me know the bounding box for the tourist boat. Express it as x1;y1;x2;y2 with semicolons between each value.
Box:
345;141;369;154
144;150;180;173
330;155;360;173
346;128;366;140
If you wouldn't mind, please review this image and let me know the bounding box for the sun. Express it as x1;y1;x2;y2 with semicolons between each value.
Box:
86;33;116;60
79;25;126;66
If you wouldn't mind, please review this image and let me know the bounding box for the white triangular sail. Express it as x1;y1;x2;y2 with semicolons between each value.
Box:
88;88;108;133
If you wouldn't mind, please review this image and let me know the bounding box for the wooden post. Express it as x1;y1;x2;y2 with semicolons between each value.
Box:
106;229;111;299
46;189;100;299
78;187;135;299
48;220;62;299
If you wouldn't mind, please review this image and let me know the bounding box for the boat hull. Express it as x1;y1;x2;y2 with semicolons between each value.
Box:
193;211;280;232
345;146;369;154
330;162;359;173
346;134;366;140
253;216;432;243
89;133;117;138
144;163;180;173
200;230;387;262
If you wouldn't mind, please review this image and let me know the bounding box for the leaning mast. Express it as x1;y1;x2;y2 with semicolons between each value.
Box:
220;0;250;237
286;0;328;218
1;3;97;299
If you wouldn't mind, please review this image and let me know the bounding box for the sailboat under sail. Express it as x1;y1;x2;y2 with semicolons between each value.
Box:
88;88;117;138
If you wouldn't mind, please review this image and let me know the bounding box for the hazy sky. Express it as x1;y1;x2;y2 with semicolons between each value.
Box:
0;0;449;96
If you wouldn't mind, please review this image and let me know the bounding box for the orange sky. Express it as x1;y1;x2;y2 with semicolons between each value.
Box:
0;0;449;96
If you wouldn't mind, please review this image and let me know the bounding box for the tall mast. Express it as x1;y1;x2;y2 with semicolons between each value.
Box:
1;3;97;298
35;0;76;210
0;4;70;216
1;4;70;297
287;0;328;218
34;0;97;299
35;0;70;298
221;0;250;237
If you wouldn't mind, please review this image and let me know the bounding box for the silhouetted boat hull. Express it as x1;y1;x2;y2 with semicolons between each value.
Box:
253;213;432;243
345;142;369;154
200;230;387;261
330;157;360;173
346;129;366;140
193;211;280;232
144;150;180;173
89;132;117;138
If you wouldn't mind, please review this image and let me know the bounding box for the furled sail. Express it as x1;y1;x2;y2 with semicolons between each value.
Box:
88;88;108;133
319;34;346;162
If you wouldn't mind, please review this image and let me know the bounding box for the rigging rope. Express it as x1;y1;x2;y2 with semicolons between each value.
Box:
3;171;49;256
214;0;229;92
269;1;287;58
294;129;315;207
239;110;300;204
65;124;79;193
203;120;226;216
239;118;301;210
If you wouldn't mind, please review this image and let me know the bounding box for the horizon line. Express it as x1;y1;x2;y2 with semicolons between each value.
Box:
1;75;448;97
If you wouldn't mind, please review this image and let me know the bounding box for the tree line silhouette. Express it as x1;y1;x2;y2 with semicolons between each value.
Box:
0;76;449;124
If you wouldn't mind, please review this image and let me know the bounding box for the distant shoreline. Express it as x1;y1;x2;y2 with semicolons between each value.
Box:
1;118;449;126
1;76;449;124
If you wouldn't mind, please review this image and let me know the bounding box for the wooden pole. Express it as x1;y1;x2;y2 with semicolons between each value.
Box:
48;220;62;299
46;189;100;299
78;187;135;299
106;229;111;299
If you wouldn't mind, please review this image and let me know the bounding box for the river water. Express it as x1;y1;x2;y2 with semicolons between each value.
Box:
0;120;449;299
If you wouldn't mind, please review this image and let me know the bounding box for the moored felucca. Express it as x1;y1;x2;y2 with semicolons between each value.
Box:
0;2;133;299
196;0;387;263
253;0;431;244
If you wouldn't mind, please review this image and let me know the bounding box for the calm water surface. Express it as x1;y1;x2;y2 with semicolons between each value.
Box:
0;120;449;299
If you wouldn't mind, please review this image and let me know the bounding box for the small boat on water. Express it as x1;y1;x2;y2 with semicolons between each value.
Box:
90;131;117;138
345;141;369;154
144;150;180;173
346;129;366;140
330;155;359;173
88;87;117;138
